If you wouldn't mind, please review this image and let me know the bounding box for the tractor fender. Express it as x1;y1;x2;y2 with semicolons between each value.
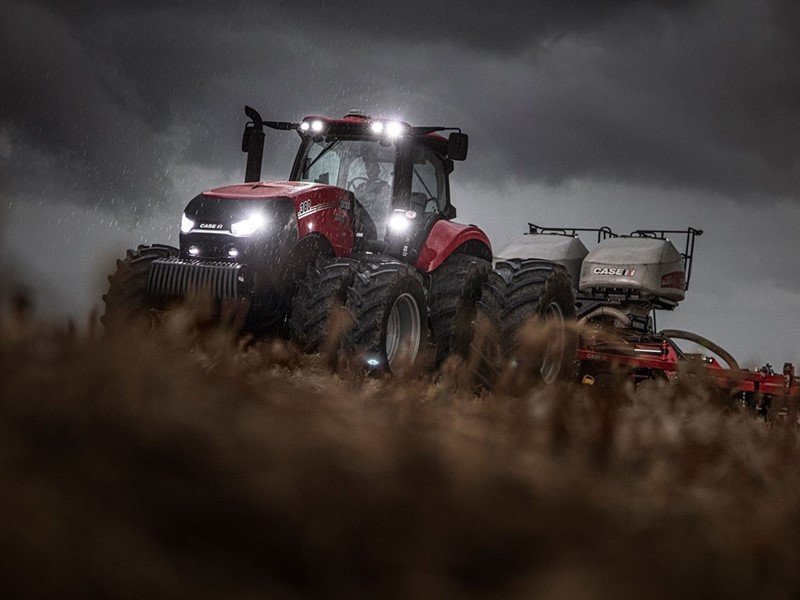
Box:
415;220;492;273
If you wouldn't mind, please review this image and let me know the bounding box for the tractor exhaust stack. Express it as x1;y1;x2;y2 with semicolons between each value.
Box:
242;105;265;182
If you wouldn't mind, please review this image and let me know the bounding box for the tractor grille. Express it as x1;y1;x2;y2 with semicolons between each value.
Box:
147;258;250;301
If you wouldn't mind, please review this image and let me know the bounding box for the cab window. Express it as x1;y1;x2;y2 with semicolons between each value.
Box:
298;137;397;238
410;147;447;214
302;142;341;185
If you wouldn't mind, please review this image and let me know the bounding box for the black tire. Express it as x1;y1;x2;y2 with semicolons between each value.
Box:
473;259;576;392
468;267;505;390
289;257;359;352
342;261;431;375
101;244;178;333
428;254;490;365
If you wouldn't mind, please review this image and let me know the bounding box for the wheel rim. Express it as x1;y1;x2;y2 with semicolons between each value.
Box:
540;301;565;384
385;292;421;372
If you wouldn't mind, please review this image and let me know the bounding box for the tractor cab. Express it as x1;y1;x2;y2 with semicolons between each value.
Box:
243;108;466;244
290;112;463;223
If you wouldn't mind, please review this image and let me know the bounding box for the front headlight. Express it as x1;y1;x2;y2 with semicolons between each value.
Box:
231;213;267;237
387;209;417;235
181;213;195;234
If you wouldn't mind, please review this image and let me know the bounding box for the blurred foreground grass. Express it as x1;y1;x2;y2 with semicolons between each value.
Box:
1;299;799;599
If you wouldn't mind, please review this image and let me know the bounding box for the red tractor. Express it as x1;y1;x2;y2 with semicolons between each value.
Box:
103;106;576;377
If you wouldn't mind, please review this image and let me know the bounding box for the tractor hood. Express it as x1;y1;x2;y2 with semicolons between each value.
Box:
181;179;355;258
184;180;348;229
202;180;327;200
192;180;350;226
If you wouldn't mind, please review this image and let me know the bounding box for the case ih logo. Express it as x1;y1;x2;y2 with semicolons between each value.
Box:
593;267;636;277
199;223;224;229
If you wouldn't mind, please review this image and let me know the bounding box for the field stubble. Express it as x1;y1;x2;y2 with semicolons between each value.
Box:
1;295;799;599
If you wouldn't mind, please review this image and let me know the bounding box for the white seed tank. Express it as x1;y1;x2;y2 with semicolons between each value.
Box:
495;234;589;288
579;237;686;302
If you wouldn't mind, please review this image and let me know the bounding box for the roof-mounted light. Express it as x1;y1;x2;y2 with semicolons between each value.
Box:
385;121;404;138
369;120;406;139
299;121;310;132
310;119;324;133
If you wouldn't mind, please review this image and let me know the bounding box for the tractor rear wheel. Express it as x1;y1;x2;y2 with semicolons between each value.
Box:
101;244;178;333
289;257;359;352
342;261;431;375
473;259;576;391
428;253;490;365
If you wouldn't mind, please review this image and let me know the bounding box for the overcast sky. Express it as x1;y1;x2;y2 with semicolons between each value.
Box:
1;0;799;366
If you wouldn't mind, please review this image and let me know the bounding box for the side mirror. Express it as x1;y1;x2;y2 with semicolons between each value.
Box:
447;132;468;161
443;204;457;219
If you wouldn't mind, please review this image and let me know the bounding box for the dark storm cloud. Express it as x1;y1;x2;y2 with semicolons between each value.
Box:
1;0;799;212
0;1;176;210
508;0;800;196
47;0;690;53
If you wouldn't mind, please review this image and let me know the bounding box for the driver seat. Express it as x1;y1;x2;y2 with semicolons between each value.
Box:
351;194;378;251
353;179;392;239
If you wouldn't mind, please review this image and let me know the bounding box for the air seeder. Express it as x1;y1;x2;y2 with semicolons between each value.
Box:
497;224;800;414
103;106;575;379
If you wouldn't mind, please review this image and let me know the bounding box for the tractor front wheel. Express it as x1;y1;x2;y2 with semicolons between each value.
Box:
342;261;431;375
289;257;359;352
101;244;178;333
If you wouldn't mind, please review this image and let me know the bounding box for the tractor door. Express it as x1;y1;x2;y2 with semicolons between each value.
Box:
386;143;449;262
409;146;449;216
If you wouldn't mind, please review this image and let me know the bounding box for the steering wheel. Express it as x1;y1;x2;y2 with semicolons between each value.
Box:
347;176;369;192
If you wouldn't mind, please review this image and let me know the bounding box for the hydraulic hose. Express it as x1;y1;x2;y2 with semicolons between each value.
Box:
658;329;740;371
579;307;632;328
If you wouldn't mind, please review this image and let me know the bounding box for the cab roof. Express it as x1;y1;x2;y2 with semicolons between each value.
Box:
299;112;451;148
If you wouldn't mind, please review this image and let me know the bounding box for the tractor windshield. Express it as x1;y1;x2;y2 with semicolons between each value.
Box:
299;138;396;237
